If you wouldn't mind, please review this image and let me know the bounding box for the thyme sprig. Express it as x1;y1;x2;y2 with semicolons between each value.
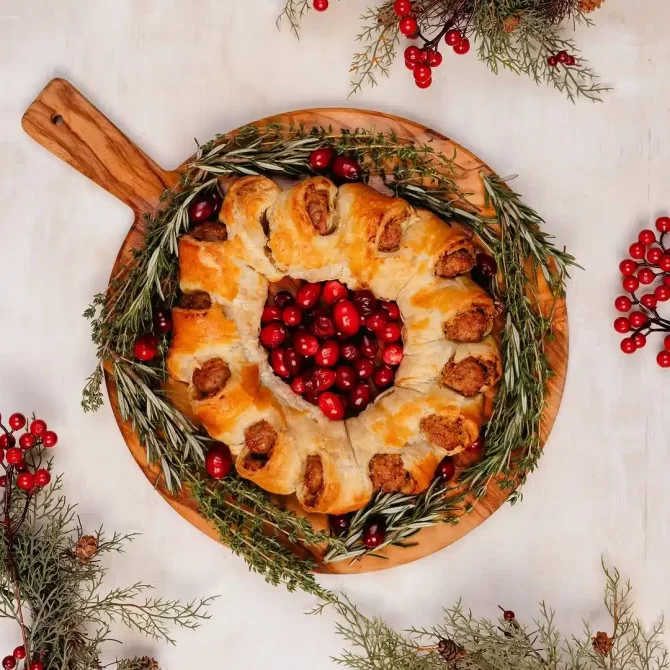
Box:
83;123;573;582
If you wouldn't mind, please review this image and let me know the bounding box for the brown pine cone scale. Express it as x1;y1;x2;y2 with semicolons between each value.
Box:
592;631;613;656
74;535;98;564
578;0;604;12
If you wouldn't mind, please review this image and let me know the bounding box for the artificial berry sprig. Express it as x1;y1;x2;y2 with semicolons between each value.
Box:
0;413;56;670
547;49;576;68
613;216;670;367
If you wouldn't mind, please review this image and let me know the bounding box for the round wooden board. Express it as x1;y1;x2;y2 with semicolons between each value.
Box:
22;78;568;575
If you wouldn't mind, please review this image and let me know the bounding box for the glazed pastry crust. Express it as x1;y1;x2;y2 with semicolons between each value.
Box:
167;175;499;512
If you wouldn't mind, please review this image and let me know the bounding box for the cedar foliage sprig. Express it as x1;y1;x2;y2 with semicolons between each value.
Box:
279;0;609;101
0;431;212;670
83;123;573;575
317;563;667;670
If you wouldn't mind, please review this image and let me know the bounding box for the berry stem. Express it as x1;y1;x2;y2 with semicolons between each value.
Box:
417;0;469;50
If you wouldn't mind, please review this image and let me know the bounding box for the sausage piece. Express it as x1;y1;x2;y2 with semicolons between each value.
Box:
368;454;416;493
191;222;228;242
245;420;277;455
420;414;468;453
179;291;212;310
435;244;476;279
377;219;403;252
303;455;325;501
192;358;231;398
305;187;332;235
444;308;491;343
441;357;488;397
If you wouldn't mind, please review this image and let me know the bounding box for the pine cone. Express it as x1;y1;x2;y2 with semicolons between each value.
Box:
592;631;613;656
74;535;98;564
138;657;160;670
578;0;604;12
503;15;521;33
437;638;465;663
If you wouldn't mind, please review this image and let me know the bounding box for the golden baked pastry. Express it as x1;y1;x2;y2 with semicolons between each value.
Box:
166;176;503;515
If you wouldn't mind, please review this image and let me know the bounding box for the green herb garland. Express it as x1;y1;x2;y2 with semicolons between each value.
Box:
83;123;575;590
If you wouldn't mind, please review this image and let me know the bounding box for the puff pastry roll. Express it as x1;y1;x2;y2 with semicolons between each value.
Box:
346;416;446;494
290;411;372;515
178;232;269;356
166;298;243;383
403;209;477;279
398;271;495;351
353;386;483;456
234;412;304;496
396;335;502;397
266;177;346;282
219;175;283;281
336;183;418;300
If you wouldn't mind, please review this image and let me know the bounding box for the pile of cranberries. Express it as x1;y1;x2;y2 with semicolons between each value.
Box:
259;281;404;421
614;216;670;367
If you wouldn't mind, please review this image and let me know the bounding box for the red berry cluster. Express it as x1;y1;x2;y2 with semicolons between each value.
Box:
133;187;224;363
2;647;42;670
614;216;670;367
259;282;404;421
404;45;443;89
444;29;470;55
395;0;418;37
547;50;576;68
0;414;55;491
308;148;362;184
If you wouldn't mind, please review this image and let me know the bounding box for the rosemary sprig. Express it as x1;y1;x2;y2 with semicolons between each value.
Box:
325;480;462;563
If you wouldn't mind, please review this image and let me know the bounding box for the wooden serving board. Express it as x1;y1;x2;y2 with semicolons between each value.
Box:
22;78;568;574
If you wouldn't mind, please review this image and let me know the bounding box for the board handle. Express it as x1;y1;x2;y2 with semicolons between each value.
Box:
21;78;176;214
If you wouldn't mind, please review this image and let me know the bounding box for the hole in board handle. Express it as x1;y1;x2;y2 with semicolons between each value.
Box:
51;114;64;126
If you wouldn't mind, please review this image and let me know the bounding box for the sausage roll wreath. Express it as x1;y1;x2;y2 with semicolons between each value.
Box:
166;176;502;514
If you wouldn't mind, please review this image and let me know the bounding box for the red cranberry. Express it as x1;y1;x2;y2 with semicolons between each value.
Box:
313;367;337;392
445;29;462;46
188;193;217;223
29;419;47;436
293;331;319;357
134;333;159;361
427;50;443;67
333;300;361;336
315;339;340;367
2;656;16;670
283;347;305;376
291;375;307;395
296;283;322;309
42;430;58;448
476;253;498;277
335;365;356;391
359;333;379;358
206;444;233;479
340;343;359;361
16;472;34;491
260;322;288;349
270;349;291;378
382;343;404;366
153;308;173;334
305;391;320;405
331;156;362;183
34;468;51;487
309;147;335;171
12;647;26;661
261;304;281;323
362;516;386;548
309;315;336;339
329;513;351;535
19;433;35;450
282;305;303;327
6;448;23;465
350;383;371;410
378;322;402;342
322;280;348;305
273;291;294;308
336;330;350;341
454;38;470;55
435;456;455;481
380;301;400;320
365;311;386;332
319;392;346;420
373;365;395;388
0;434;16;449
354;358;374;379
353;289;377;315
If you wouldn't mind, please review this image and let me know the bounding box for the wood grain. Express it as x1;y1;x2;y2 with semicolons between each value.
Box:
22;79;568;575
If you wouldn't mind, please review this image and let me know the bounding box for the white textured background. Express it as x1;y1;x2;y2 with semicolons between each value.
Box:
1;0;668;666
